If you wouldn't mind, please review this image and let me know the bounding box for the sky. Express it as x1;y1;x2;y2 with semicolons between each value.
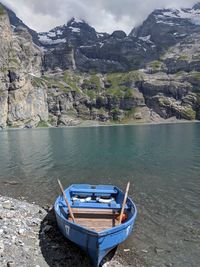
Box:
1;0;198;33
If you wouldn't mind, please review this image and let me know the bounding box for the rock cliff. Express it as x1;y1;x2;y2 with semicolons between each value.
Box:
0;5;48;128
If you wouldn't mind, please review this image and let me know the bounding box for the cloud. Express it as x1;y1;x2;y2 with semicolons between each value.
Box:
1;0;198;33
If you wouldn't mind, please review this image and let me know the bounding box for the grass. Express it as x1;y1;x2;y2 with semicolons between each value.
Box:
82;75;102;92
158;97;171;106
149;60;162;70
174;71;186;77
190;72;200;81
85;90;97;100
106;87;125;98
37;120;49;128
0;67;8;73
105;71;142;99
182;108;196;120
31;77;46;87
178;55;189;61
106;70;142;86
63;71;81;92
0;5;5;16
9;58;20;65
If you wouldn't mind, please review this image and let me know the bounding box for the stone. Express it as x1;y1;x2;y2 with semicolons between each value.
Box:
141;249;148;253
134;112;142;120
3;201;12;210
16;240;24;246
7;261;16;267
0;241;4;253
11;236;16;243
6;212;14;219
18;229;25;235
43;225;52;233
155;247;165;254
123;249;130;252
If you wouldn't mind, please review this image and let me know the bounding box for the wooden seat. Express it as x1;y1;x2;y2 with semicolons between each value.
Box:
69;208;119;232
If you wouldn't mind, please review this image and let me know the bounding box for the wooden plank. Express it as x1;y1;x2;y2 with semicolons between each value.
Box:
71;208;118;215
68;214;118;232
70;213;114;219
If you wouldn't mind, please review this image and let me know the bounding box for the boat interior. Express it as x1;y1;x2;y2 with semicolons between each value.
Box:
60;185;133;232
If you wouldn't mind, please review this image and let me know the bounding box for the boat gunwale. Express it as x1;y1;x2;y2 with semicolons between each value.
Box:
54;184;137;237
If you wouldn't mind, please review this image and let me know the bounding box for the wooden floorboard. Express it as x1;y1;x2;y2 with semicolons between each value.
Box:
69;208;119;232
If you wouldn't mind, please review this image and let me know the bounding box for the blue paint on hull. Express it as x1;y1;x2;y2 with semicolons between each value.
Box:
54;184;137;267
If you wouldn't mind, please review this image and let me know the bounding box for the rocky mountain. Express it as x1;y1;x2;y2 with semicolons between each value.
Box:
38;18;158;73
38;3;200;73
130;3;200;52
0;2;200;128
1;3;40;45
0;4;48;128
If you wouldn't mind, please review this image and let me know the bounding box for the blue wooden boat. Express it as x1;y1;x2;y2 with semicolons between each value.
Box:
54;183;137;267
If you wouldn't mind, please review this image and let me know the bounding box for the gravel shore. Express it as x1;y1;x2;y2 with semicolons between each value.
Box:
0;196;146;267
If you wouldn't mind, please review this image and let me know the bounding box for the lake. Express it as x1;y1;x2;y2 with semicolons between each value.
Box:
0;123;199;266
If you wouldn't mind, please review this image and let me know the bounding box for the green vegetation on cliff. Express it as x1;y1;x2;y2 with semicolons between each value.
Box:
105;71;142;99
37;120;49;128
182;108;196;120
0;5;5;16
63;71;81;92
178;54;189;61
190;72;200;81
149;60;162;71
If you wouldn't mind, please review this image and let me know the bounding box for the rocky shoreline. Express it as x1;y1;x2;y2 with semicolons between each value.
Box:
0;117;199;132
0;196;146;267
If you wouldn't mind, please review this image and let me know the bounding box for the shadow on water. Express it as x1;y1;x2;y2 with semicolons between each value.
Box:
39;208;117;267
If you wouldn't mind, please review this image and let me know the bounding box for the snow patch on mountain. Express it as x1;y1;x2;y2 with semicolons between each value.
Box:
155;7;200;26
69;26;81;33
71;18;84;24
38;33;66;45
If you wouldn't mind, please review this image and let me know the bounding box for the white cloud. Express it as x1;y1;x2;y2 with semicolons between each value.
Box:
1;0;198;33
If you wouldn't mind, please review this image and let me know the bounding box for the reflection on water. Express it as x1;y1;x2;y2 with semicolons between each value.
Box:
0;123;200;266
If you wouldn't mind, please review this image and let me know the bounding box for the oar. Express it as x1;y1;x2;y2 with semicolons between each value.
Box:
57;179;76;223
118;182;130;225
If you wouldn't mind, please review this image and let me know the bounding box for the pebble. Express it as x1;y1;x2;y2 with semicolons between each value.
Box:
43;225;52;232
7;261;16;267
11;236;16;243
155;247;164;254
6;212;14;219
18;229;25;235
0;241;4;253
124;249;130;252
1;195;138;267
3;201;12;210
141;249;148;253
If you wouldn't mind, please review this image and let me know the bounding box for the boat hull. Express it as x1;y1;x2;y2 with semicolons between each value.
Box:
55;210;135;266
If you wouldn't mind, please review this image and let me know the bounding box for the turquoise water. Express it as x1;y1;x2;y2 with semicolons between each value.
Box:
0;123;200;266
